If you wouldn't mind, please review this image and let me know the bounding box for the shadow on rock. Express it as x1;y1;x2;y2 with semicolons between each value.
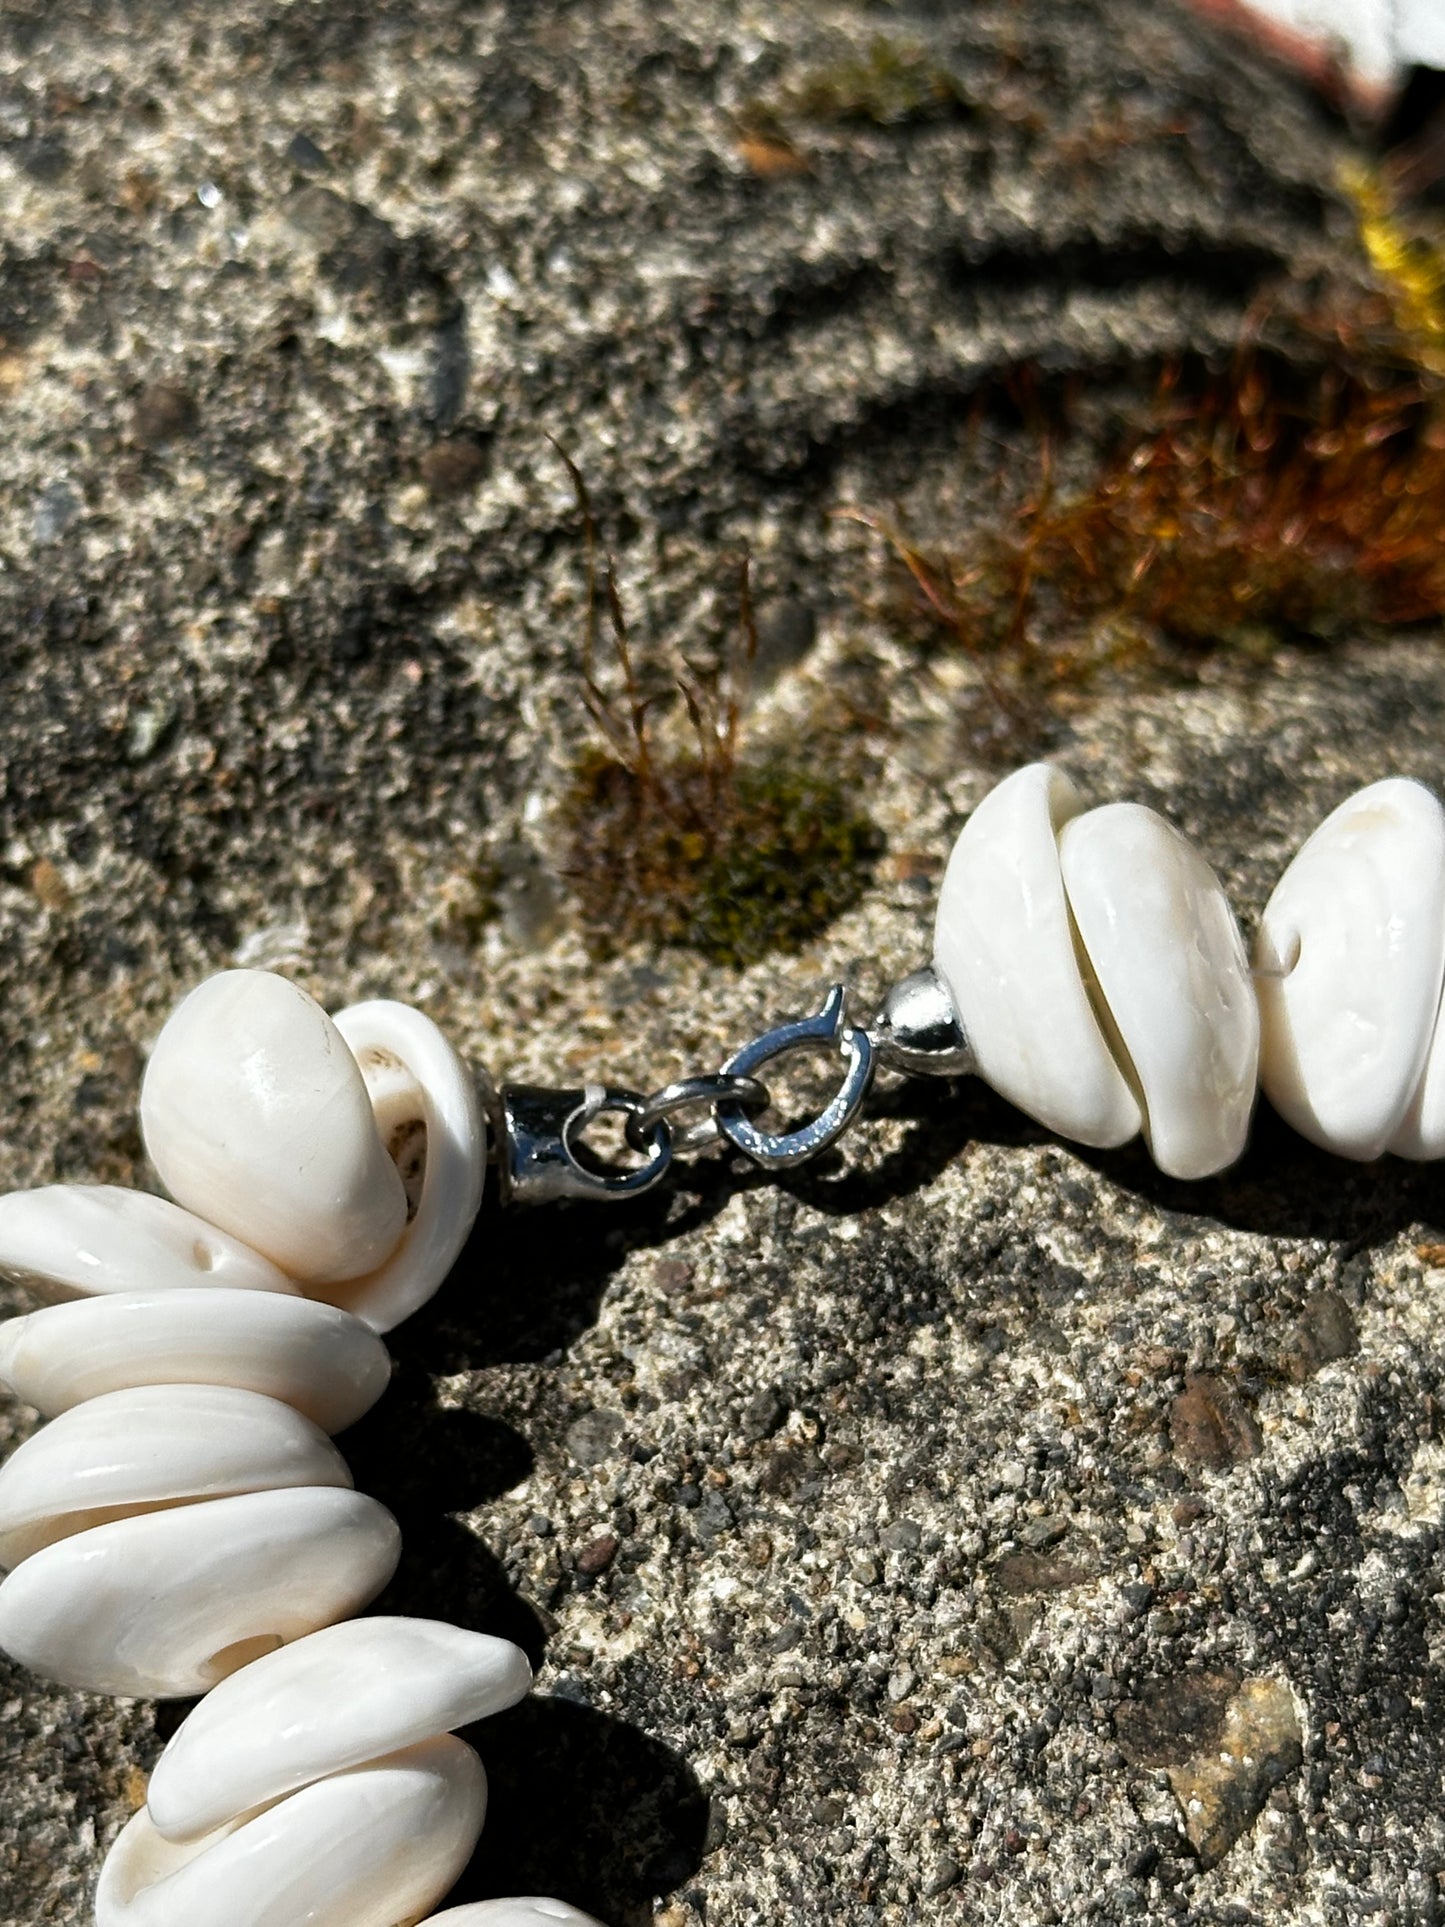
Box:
368;1514;552;1671
342;1374;551;1665
793;1070;1443;1255
403;1168;741;1374
339;1358;707;1918
1067;1098;1445;1248
367;1506;708;1919
341;1360;536;1515
450;1695;710;1927
780;1073;1045;1217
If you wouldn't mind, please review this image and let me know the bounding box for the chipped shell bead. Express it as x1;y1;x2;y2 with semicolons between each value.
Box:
140;969;408;1286
0;1288;391;1431
0;1384;351;1570
0;1484;400;1696
148;1617;531;1841
1256;777;1445;1160
0;1185;297;1303
326;998;488;1333
933;762;1141;1149
1059;802;1259;1180
96;1736;486;1927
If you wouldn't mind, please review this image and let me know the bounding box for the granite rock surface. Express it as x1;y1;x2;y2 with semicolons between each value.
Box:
1;3;1443;1925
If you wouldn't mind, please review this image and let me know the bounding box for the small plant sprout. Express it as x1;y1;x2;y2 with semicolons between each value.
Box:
555;450;880;969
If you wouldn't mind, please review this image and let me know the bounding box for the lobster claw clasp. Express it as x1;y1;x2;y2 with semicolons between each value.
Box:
714;985;875;1170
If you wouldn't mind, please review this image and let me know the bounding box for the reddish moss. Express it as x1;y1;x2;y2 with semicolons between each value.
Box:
859;179;1445;680
861;337;1445;676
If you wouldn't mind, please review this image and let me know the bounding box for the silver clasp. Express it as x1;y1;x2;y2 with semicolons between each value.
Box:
494;968;972;1204
714;985;875;1170
495;984;881;1202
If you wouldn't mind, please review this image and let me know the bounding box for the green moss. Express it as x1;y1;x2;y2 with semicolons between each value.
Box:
779;39;969;128
552;446;880;968
563;751;880;970
686;762;882;967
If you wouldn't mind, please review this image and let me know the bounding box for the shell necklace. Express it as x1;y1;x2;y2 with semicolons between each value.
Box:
0;762;1435;1926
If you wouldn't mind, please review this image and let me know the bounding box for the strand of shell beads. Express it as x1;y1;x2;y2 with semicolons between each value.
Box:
931;765;1445;1173
0;763;1442;1925
0;972;600;1927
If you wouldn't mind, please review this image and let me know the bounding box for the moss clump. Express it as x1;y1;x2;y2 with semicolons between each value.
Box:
553;449;881;968
565;752;880;969
777;39;969;128
858;170;1445;685
861;338;1445;684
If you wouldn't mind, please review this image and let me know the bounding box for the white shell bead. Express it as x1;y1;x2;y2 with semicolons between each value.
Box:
96;1735;485;1927
933;763;1141;1148
140;970;408;1285
0;1484;400;1695
149;1617;532;1840
0;1384;350;1569
420;1905;607;1926
0;971;516;1923
0;1287;390;1431
1390;1007;1445;1160
328;999;488;1332
1059;802;1259;1180
1255;777;1445;1160
0;1185;297;1303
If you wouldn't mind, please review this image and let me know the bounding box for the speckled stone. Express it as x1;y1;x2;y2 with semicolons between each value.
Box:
1;4;1444;1927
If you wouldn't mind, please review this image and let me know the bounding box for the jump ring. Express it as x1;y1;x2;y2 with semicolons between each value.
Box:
624;1073;771;1157
562;1087;674;1197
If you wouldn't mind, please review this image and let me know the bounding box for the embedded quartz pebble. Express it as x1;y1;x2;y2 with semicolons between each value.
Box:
0;1185;298;1303
1060;802;1259;1180
96;1735;485;1927
420;1905;607;1926
140;969;409;1285
0;1288;391;1430
0;1383;350;1568
148;1617;532;1840
0;1484;400;1695
933;763;1142;1149
1255;777;1445;1160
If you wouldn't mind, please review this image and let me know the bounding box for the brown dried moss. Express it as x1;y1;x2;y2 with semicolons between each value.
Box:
857;175;1445;683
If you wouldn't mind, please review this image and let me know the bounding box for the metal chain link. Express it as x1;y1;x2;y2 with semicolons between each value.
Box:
623;1072;771;1156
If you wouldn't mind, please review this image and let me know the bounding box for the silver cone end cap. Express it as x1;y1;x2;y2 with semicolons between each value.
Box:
870;966;975;1077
